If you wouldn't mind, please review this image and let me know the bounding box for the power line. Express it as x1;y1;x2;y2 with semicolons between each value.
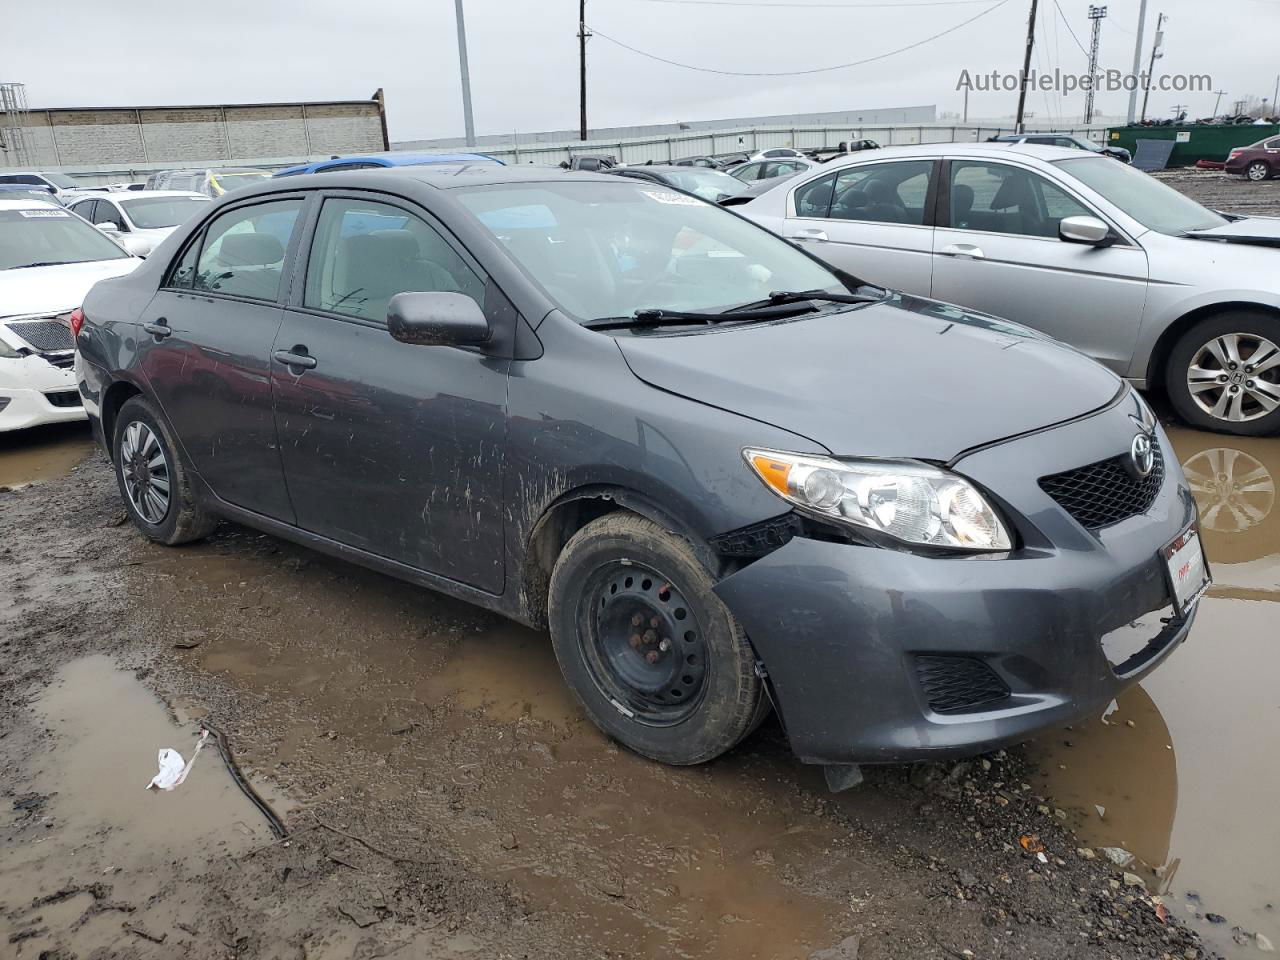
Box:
614;0;994;7
1052;0;1089;55
588;0;1011;77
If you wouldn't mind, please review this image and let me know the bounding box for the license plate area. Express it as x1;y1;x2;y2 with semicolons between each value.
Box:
1162;525;1211;616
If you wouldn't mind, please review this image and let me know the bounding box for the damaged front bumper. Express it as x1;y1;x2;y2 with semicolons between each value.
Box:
714;402;1199;766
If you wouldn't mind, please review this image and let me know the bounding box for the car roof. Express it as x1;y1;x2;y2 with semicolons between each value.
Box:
103;190;208;200
619;164;733;174
810;141;1088;165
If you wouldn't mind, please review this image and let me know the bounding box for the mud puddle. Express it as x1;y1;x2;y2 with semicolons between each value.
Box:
0;655;282;955
0;421;95;490
1031;425;1280;958
125;533;873;958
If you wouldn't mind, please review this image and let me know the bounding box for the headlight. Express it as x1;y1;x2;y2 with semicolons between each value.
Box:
0;338;21;359
744;448;1012;552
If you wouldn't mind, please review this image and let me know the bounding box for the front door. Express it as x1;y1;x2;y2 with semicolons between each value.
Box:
930;159;1149;374
270;194;508;592
136;196;305;520
781;159;937;296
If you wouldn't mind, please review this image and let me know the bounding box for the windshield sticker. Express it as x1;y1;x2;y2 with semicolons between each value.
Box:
18;208;71;218
641;190;702;206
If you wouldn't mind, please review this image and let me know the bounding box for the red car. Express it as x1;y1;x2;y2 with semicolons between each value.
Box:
1226;135;1280;181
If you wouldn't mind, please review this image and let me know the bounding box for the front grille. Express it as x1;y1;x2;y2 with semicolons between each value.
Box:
915;655;1010;713
6;318;73;352
44;390;81;408
1039;445;1164;531
42;352;75;369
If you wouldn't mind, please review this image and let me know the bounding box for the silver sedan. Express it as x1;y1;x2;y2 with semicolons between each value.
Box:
740;142;1280;436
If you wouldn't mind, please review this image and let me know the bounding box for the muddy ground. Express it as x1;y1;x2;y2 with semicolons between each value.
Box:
3;171;1278;960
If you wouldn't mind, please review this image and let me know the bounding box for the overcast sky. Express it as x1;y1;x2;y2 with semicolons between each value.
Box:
7;0;1278;142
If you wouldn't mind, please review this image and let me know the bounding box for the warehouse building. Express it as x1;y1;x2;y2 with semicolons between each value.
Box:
1;90;389;172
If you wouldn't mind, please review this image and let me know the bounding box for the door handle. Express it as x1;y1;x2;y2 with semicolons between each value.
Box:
142;318;172;340
273;348;317;370
790;228;829;242
940;243;985;260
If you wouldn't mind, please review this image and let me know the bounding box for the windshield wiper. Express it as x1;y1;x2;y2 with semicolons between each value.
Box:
726;288;888;312
584;301;821;331
9;260;75;269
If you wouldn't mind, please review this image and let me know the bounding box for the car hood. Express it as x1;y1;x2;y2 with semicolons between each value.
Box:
0;257;142;319
1185;216;1280;248
614;293;1123;461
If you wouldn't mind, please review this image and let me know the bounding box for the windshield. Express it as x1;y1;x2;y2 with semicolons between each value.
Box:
1057;156;1227;235
0;207;129;269
659;169;747;201
456;181;846;324
208;170;272;195
122;196;210;228
42;173;80;189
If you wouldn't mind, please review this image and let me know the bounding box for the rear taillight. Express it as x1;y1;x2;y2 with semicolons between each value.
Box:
1229;150;1243;159
69;307;85;339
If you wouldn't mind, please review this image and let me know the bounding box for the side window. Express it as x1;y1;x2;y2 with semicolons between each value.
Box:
1267;139;1280;150
98;201;126;231
73;199;98;223
304;197;484;324
829;160;934;225
949;162;1092;238
734;163;762;181
793;172;837;218
193;198;302;300
166;234;202;289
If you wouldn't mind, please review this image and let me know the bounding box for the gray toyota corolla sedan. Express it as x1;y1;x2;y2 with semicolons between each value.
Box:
74;167;1210;783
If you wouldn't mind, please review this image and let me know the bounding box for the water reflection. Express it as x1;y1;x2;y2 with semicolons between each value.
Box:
1031;424;1280;959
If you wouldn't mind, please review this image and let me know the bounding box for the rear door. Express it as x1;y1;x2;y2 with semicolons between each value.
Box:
930;158;1149;373
780;159;938;295
270;192;508;592
136;195;306;520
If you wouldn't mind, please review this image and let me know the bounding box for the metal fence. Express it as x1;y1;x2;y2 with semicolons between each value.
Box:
491;123;1111;166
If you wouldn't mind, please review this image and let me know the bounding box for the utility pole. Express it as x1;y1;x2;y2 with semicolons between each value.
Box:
963;85;969;125
578;0;590;141
1084;6;1108;126
1211;89;1228;118
453;0;476;146
1273;75;1279;116
1014;0;1039;134
1125;0;1147;123
1139;12;1165;123
1170;104;1187;122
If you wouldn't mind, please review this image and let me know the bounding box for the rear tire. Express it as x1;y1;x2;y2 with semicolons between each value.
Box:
547;512;766;765
1245;161;1272;182
1165;311;1280;436
112;395;219;545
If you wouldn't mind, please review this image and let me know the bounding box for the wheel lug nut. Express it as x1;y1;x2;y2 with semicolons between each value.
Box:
1218;374;1229;383
1230;385;1240;393
1247;380;1256;388
1229;363;1238;370
631;613;644;627
629;634;643;649
659;638;671;652
643;629;657;644
650;616;660;629
645;650;660;664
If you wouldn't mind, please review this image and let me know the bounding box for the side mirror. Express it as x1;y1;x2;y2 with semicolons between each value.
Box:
95;221;119;234
1059;215;1113;246
387;292;490;347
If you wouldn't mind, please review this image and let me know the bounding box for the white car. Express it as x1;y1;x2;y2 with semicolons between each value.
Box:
0;170;94;204
741;142;1280;435
0;199;142;432
67;191;210;257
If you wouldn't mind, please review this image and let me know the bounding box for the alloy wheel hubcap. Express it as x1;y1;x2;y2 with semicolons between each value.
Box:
1182;447;1275;533
1186;333;1280;423
119;421;171;524
582;562;708;724
1248;163;1268;181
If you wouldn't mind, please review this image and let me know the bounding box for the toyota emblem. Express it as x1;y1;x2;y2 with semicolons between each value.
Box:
1129;433;1155;478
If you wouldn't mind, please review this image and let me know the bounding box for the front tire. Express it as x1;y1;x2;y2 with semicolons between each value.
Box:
1246;161;1272;182
112;395;218;545
547;513;766;765
1165;311;1280;436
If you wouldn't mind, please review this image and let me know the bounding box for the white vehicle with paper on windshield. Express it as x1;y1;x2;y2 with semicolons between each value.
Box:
0;199;142;432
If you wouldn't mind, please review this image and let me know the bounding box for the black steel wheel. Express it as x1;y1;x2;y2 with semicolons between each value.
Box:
547;512;767;765
579;561;709;724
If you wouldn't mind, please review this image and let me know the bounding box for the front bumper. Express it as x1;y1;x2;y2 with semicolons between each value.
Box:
715;394;1198;765
0;357;87;432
